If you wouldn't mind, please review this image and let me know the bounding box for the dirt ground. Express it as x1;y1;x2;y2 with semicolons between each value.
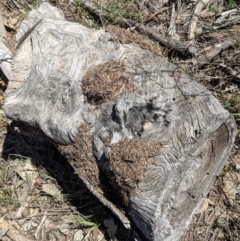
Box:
0;0;240;241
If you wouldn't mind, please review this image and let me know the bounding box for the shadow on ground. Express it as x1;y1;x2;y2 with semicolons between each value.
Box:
1;126;135;241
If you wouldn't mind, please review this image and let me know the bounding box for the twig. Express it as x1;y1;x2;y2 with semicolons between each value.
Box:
16;18;42;49
144;7;168;23
219;63;240;83
35;214;47;240
158;0;170;9
197;7;240;34
78;175;131;229
188;0;211;43
118;18;197;57
82;0;197;57
0;219;34;241
168;3;176;37
168;1;182;41
16;181;31;218
197;38;236;67
214;7;240;25
16;0;33;10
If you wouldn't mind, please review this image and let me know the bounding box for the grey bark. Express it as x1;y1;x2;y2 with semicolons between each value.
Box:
1;3;237;241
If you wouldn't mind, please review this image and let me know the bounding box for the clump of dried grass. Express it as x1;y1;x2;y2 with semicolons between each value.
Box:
59;122;101;188
82;60;137;105
106;25;163;56
108;139;161;206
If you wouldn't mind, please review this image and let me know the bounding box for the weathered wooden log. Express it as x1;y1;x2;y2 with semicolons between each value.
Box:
2;3;237;241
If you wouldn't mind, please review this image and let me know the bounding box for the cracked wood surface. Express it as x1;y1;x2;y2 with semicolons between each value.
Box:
2;3;237;241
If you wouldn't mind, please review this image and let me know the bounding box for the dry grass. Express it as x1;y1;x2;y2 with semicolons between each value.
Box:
0;111;112;240
59;123;100;188
0;158;106;241
82;60;136;106
0;0;240;241
108;139;161;206
106;25;163;56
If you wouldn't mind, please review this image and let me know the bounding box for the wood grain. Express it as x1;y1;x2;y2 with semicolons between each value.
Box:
3;3;237;241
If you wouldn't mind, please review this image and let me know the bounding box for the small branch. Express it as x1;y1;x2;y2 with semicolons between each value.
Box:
214;7;240;25
35;214;47;240
188;0;211;43
158;0;170;8
197;7;240;34
118;18;197;57
168;0;182;41
219;63;240;83
168;3;177;37
82;0;196;57
144;7;168;23
0;219;34;241
78;175;131;229
197;38;236;67
83;0;110;21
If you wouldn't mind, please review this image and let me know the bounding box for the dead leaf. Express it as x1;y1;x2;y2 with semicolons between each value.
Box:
0;79;6;88
0;219;32;241
15;179;24;188
16;161;38;184
3;16;20;30
59;224;70;235
42;183;62;198
103;218;117;238
97;231;104;241
9;17;19;26
0;94;4;104
24;162;38;179
0;228;8;240
222;172;237;204
3;18;15;30
236;162;240;170
0;216;9;239
35;178;44;186
195;198;215;214
238;174;240;184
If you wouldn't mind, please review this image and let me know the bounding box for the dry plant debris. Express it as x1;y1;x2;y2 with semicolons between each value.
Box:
59;122;100;188
82;60;137;105
106;25;163;56
0;0;29;54
108;139;161;206
183;163;240;241
1;0;240;240
0;109;108;241
0;157;104;241
58;123;132;231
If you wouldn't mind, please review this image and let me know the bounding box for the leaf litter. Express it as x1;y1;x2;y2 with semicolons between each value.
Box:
0;0;240;241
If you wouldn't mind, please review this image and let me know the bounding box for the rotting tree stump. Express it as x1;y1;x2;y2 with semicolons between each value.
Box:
1;3;237;241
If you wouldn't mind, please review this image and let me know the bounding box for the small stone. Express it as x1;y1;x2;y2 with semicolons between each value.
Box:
73;230;84;241
236;163;240;171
